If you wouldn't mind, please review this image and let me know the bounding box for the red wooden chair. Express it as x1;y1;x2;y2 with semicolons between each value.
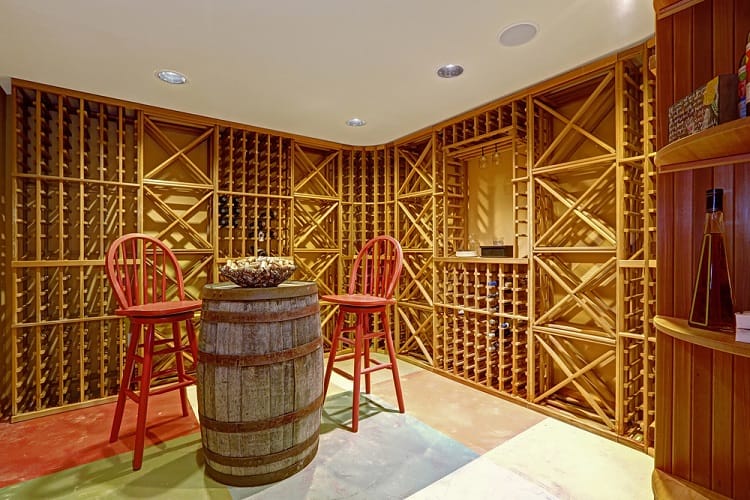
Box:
104;233;200;470
322;235;405;432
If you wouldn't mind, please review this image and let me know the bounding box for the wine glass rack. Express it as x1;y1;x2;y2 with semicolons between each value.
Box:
4;39;656;453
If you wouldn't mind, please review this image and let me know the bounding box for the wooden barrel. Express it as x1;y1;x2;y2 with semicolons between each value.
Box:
198;281;322;486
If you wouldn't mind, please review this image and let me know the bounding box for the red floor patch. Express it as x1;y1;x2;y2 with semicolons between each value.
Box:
0;391;200;487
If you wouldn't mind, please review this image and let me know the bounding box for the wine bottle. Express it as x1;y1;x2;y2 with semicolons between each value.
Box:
688;188;735;333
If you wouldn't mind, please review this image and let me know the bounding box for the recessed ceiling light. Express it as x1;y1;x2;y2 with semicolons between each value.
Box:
437;64;464;78
156;70;188;85
498;22;539;47
346;118;366;127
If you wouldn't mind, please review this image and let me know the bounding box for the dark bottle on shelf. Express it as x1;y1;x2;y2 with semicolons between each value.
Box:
688;188;735;333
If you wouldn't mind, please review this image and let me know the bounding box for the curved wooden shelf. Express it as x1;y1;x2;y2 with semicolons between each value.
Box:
653;316;750;358
655;117;750;172
652;469;731;500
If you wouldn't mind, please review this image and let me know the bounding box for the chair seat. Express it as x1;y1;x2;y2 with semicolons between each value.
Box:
116;300;202;318
321;293;395;308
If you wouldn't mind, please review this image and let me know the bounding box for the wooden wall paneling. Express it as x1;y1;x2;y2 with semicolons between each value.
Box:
735;165;750;312
654;1;750;495
711;350;733;496
690;345;713;486
671;332;693;478
737;0;750;59
734;356;750;497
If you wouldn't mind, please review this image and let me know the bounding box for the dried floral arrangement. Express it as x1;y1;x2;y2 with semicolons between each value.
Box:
220;256;296;288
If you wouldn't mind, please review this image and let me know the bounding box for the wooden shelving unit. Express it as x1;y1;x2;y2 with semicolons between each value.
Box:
655;116;750;172
654;316;750;358
215;128;292;261
4;40;657;452
433;257;531;397
393;51;656;450
10;87;140;419
394;134;437;363
653;1;750;497
291;142;342;341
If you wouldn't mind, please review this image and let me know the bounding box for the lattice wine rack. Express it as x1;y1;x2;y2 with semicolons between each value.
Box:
5;40;656;452
292;142;342;341
434;258;532;398
394;134;436;364
11;86;139;419
216;128;292;260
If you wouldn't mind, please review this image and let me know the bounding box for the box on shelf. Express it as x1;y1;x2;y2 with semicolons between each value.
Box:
480;245;513;257
736;311;750;329
668;74;738;144
735;312;750;343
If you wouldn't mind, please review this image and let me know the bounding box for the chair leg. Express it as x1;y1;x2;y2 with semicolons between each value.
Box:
185;316;199;367
132;324;155;471
381;310;405;413
363;312;371;395
172;321;189;418
110;321;141;443
351;315;364;433
323;309;345;398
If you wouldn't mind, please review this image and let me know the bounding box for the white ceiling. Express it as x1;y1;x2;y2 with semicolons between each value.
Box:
0;1;655;146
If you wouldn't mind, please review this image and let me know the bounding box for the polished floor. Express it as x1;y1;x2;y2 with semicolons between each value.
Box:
0;355;654;499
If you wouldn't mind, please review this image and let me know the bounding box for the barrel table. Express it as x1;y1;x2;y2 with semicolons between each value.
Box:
198;281;323;486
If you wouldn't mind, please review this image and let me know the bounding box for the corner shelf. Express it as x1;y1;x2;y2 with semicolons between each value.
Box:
652;469;731;500
653;316;750;358
655;117;750;172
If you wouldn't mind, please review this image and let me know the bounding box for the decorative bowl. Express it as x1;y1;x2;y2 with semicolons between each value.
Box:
220;256;296;288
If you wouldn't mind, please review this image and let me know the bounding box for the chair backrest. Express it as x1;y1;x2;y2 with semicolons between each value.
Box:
105;233;186;309
347;236;404;299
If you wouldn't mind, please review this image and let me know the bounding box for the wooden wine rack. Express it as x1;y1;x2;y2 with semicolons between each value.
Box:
216;128;293;261
10;86;140;419
394;134;436;363
392;44;656;451
434;258;531;398
4;40;656;452
291;141;342;341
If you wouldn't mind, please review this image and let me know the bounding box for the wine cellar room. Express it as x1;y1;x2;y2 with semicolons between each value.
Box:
1;1;750;499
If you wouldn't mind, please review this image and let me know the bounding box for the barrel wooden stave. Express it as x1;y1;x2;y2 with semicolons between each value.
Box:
198;282;322;486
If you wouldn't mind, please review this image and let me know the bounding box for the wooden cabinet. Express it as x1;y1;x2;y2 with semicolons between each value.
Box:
654;1;750;497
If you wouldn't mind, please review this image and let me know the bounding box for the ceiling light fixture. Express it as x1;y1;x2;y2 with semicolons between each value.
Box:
437;64;464;78
498;22;539;47
346;118;366;127
156;70;188;85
